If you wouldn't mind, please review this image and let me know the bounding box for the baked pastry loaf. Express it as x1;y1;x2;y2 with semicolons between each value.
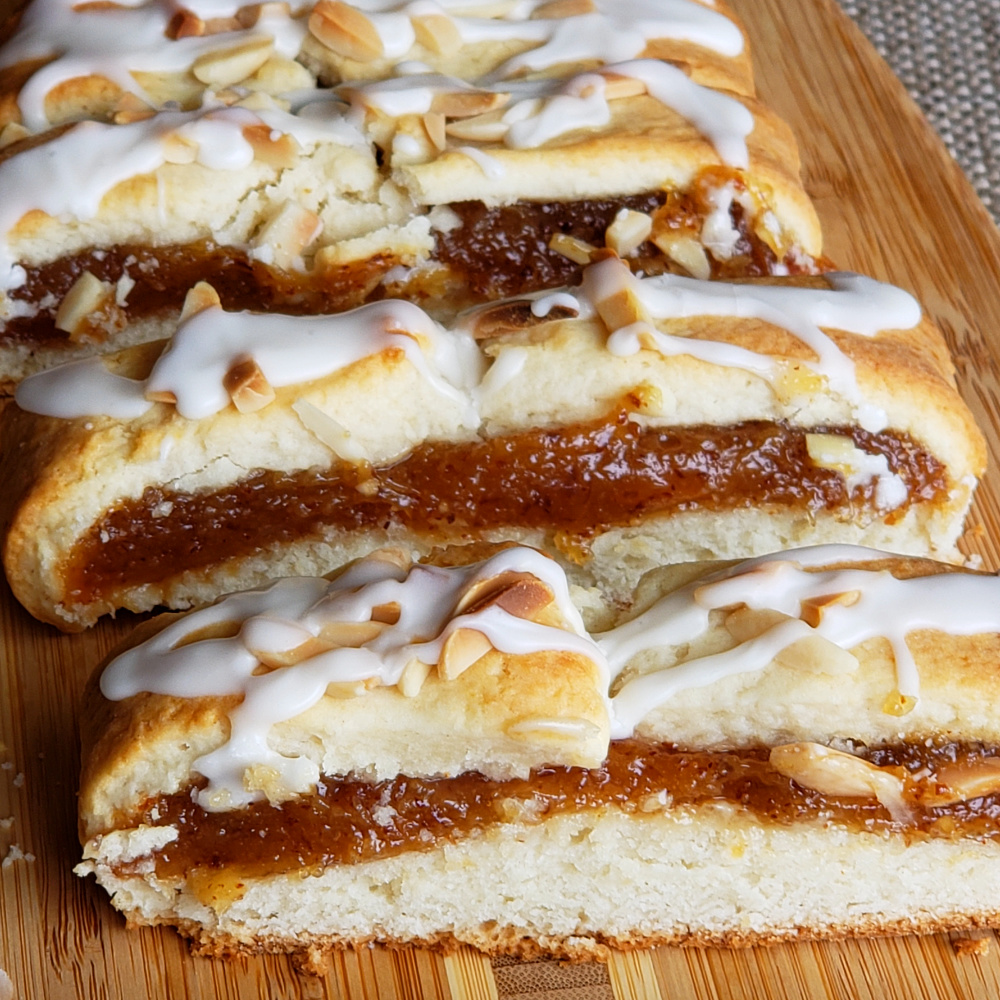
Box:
3;260;985;629
0;1;822;387
76;544;1000;959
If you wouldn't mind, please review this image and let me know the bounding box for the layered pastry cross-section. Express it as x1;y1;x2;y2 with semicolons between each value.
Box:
0;0;823;387
76;544;1000;959
2;260;984;629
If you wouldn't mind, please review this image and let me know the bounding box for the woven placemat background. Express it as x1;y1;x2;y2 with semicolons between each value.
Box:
836;0;1000;224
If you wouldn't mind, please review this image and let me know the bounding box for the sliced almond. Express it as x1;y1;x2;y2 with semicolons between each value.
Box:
235;1;291;28
291;398;370;463
192;37;274;87
411;12;463;55
242;122;300;169
224;357;276;414
161;131;199;165
422;111;447;152
180;281;221;321
723;606;790;643
439;627;493;680
592;280;654;332
112;92;155;125
465;299;577;340
252;635;336;669
799;589;861;628
254;199;322;270
921;757;1000;807
445;113;508;142
0;122;30;149
167;8;205;38
54;272;114;337
145;389;178;405
770;742;912;822
605;208;653;257
598;72;648;101
548;232;595;266
455;570;546;618
325;680;370;699
316;619;386;647
652;231;711;280
533;0;595;16
398;657;432;697
430;90;509;119
308;1;384;62
370;602;401;625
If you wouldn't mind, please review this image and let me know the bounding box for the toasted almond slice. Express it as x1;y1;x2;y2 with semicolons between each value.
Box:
235;1;291;28
167;8;205;38
145;389;178;405
922;758;1000;807
370;602;401;625
605;208;653;257
455;570;553;620
316;620;386;647
54;272;114;337
430;90;509;118
722;606;790;643
445;114;509;142
254;199;322;269
598;72;648;101
398;657;432;697
422;111;447;151
292;399;370;463
770;742;912;822
533;0;595;16
411;12;462;55
799;589;861;628
192;37;274;87
365;547;412;573
242;122;299;169
180;281;222;321
465;300;577;340
592;280;654;332
439;627;493;680
548;232;595;266
308;1;384;62
112;92;155;125
324;680;370;699
224;358;276;414
253;635;336;669
161;131;198;164
0;122;30;149
652;231;711;280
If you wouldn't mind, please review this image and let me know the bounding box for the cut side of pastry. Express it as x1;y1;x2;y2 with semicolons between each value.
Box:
3;259;985;629
76;544;1000;959
0;1;821;387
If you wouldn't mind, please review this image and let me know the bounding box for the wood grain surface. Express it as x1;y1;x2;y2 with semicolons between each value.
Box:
5;0;1000;996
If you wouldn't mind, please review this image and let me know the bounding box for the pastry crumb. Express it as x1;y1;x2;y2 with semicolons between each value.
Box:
1;844;36;868
952;936;990;957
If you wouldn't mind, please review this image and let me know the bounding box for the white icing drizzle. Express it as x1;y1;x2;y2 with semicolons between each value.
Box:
580;257;922;432
343;59;752;167
599;546;1000;738
100;547;606;809
15;296;483;422
0;0;309;131
0;102;364;290
453;144;505;177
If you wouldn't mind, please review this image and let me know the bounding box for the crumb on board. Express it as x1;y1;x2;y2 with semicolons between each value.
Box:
1;844;35;869
952;937;990;957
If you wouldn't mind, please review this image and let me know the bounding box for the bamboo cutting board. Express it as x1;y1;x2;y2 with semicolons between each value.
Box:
6;0;1000;996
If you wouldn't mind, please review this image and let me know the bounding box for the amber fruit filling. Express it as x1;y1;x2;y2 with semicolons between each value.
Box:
65;416;945;604
122;739;1000;884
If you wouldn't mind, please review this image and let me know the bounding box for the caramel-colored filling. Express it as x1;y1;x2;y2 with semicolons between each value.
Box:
121;739;1000;883
65;416;945;604
2;242;396;345
4;181;813;345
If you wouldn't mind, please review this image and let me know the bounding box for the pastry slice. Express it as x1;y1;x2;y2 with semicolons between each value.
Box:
0;98;427;388
2;260;984;629
76;544;1000;959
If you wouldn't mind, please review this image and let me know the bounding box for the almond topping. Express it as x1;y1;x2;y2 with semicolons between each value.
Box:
799;589;861;627
161;131;198;165
370;602;401;625
54;272;114;337
180;281;221;321
0;123;30;149
316;620;386;647
921;758;1000;807
192;37;274;87
422;111;447;151
242;122;300;169
254;200;322;269
773;634;859;676
439;627;493;680
167;8;205;37
112;92;155;125
145;389;178;405
224;357;276;414
548;232;596;266
652;232;711;280
398;657;432;697
722;606;790;643
770;742;912;822
445;113;508;142
592;279;654;332
308;1;384;62
605;208;653;257
465;300;577;340
598;72;648;101
235;1;291;28
430;90;509;118
411;12;463;55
